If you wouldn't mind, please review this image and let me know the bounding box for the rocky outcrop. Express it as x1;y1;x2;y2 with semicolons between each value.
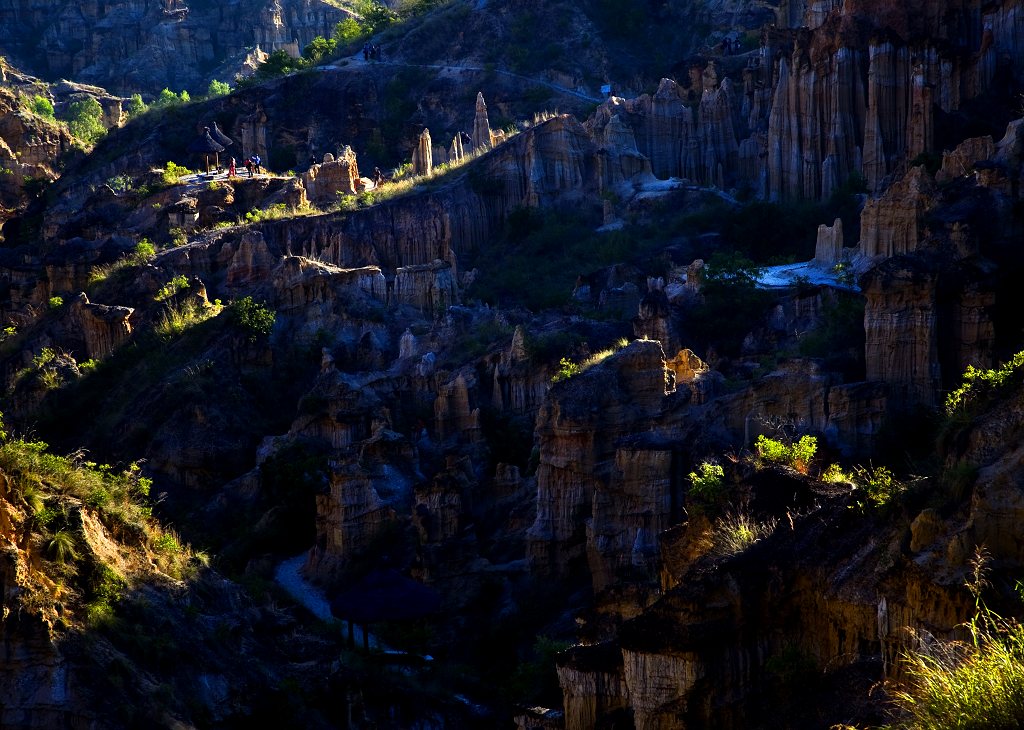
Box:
859;166;936;259
527;340;681;587
0;0;349;95
0;87;70;214
68;292;133;359
472;92;492;152
813;217;843;266
412;128;433;177
393;259;457;314
302;146;361;204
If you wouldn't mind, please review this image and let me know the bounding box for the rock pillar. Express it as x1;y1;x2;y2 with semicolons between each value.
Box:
472;92;491;152
413;128;433;176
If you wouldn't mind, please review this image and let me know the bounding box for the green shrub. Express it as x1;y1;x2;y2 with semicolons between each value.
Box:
153;88;190;109
302;36;337;64
168;228;188;247
688;461;725;503
755;434;818;473
334;17;364;44
229;297;275;343
47;528;78;564
206;79;231;97
134;239;156;260
124;93;147;117
31;95;54;119
155;299;219;340
62;98;105;145
551;357;581;383
161;161;193;186
48;295;64;310
154;275;190;302
946;352;1024;417
820;463;851;484
851;464;903;509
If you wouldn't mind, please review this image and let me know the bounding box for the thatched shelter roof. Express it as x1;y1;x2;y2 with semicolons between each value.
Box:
187;127;225;154
209;121;233;148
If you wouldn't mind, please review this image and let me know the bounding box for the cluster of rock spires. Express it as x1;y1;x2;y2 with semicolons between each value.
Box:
3;0;1024;726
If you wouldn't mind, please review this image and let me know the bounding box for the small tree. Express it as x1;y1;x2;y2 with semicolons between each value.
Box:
230;297;275;343
256;50;301;79
302;36;337;64
31;95;54;119
153;88;190;109
688;461;725;503
125;93;147;117
206;79;231;97
334;17;363;44
355;0;397;32
63;98;106;144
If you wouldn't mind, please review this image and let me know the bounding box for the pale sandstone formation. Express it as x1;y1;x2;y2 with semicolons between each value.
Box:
862;253;996;408
595;114;654;192
393;259;457;313
491;325;549;415
412;128;433;177
433;367;481;442
301;146;360;204
862;261;942;405
527;340;679;587
224;230;278;289
556;644;629;730
306;436;415;580
471;91;492;152
69;293;133;359
859;166;936;259
813;217;843;266
0;87;70;213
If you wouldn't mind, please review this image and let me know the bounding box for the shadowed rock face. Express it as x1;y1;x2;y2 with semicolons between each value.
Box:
0;0;348;95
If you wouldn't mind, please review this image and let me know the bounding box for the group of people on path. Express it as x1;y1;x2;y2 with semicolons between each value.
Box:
362;43;384;62
227;154;262;178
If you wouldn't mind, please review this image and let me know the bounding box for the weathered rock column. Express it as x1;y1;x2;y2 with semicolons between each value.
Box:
472;92;491;152
412;128;433;176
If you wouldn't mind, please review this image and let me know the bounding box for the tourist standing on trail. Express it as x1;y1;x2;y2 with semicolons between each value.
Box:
245;158;253;177
362;43;369;61
229;157;236;177
252;154;261;174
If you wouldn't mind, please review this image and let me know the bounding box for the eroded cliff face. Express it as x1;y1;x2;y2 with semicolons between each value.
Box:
0;0;348;95
586;0;1024;201
0;85;71;217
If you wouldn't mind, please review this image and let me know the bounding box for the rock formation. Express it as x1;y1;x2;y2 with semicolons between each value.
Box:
301;145;360;204
68;293;133;359
472;91;492;152
813;217;843;266
412;128;433;177
0;0;349;95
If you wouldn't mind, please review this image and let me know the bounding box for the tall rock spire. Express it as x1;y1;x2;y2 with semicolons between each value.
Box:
472;92;492;152
413;127;432;176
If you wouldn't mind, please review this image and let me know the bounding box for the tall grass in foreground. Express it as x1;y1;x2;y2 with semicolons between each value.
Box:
890;553;1024;729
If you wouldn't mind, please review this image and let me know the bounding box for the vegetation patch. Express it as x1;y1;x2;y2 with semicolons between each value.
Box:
755;434;817;473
